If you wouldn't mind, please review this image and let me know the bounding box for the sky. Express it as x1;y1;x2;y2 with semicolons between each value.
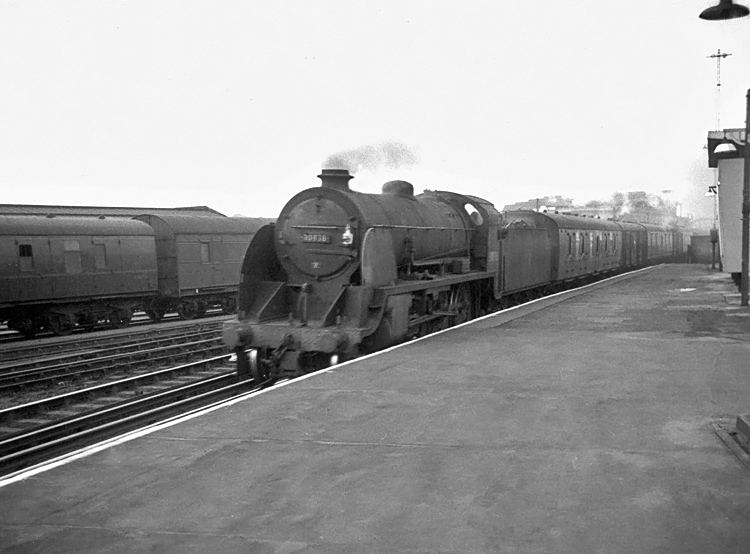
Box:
2;1;750;225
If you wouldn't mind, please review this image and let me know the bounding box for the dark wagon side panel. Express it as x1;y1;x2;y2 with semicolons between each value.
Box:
0;216;158;308
0;215;158;336
615;221;645;268
499;212;555;294
134;214;270;318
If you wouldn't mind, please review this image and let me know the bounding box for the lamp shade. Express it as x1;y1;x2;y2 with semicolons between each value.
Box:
699;0;750;20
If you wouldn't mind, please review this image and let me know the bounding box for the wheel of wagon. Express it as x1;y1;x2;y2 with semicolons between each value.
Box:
194;301;208;318
145;299;166;322
146;308;165;322
221;297;237;315
9;317;38;339
177;301;198;320
109;308;132;329
78;313;97;332
48;313;75;336
450;284;473;326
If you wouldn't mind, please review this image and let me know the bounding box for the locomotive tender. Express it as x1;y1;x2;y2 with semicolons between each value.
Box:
222;169;682;378
0;214;268;338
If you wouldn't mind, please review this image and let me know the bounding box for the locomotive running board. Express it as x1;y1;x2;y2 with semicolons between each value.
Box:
377;271;494;296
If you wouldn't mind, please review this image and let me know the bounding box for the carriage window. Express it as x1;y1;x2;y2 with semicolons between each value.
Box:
200;241;211;263
64;240;82;274
19;244;33;271
580;233;586;255
596;235;600;254
568;234;573;256
94;243;107;269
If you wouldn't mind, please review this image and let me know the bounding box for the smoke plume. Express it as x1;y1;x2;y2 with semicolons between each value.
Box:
323;140;419;173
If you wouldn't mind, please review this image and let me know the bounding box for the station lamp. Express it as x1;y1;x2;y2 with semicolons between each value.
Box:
700;0;750;307
699;0;749;20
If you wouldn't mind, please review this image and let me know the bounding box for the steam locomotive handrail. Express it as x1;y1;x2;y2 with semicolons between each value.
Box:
369;224;475;231
304;249;357;258
291;225;340;230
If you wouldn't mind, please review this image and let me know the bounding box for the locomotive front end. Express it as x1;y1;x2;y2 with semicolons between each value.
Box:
223;169;370;378
223;168;491;380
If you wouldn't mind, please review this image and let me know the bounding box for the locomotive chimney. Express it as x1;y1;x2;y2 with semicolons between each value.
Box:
318;169;353;191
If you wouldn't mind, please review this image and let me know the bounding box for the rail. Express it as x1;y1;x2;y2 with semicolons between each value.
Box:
0;367;270;477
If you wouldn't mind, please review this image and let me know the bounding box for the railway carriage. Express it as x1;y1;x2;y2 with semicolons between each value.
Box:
642;223;675;263
496;213;554;298
0;214;269;338
615;221;645;269
549;214;622;279
0;216;158;337
133;214;268;320
500;211;622;287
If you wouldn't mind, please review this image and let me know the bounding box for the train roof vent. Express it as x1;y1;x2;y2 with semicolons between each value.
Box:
318;169;353;191
381;180;414;197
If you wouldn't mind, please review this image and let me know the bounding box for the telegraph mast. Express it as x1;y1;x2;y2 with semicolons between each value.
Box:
706;49;731;235
708;49;732;129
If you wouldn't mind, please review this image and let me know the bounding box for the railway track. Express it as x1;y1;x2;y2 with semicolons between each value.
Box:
0;317;228;365
0;313;180;345
0;320;268;477
0;328;228;393
0;355;268;477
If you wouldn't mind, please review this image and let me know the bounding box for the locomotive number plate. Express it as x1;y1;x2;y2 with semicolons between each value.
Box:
302;233;331;244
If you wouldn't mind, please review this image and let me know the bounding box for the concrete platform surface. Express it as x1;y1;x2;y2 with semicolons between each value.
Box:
2;265;750;553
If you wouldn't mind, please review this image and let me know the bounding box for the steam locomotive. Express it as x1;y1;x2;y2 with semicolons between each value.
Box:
222;169;682;379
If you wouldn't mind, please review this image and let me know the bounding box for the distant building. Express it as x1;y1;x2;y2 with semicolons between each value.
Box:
502;196;575;213
503;197;688;228
561;206;614;220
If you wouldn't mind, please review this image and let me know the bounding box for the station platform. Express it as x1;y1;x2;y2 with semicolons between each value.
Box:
2;264;750;553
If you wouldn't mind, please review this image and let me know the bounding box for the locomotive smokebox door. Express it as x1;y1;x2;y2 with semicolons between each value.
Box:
279;197;357;279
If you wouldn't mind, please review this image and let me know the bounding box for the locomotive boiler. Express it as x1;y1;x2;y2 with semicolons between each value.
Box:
222;169;500;378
